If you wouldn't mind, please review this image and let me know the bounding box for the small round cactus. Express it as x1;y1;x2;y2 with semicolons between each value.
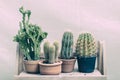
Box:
75;33;97;57
60;31;73;59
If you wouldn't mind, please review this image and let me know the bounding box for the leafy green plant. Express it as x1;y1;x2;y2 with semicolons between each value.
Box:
13;7;48;60
75;33;97;57
43;41;59;64
60;31;73;59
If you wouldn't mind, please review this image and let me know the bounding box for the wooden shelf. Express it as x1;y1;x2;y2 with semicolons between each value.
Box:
15;69;106;80
14;41;107;80
19;69;101;77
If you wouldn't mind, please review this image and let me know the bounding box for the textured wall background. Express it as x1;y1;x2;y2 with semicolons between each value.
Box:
0;0;120;80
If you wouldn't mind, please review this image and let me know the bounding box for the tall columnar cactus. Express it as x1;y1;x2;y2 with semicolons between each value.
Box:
43;41;50;62
49;45;55;64
61;31;73;59
75;33;97;57
43;41;60;64
53;41;59;62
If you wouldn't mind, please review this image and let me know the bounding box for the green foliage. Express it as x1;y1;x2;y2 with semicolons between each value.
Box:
43;41;60;64
13;6;48;60
75;33;97;57
60;31;73;59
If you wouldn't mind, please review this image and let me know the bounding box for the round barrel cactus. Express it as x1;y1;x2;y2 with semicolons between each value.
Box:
75;33;97;57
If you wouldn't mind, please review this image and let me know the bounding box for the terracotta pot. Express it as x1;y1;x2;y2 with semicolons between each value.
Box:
24;60;39;73
39;60;62;75
61;59;76;73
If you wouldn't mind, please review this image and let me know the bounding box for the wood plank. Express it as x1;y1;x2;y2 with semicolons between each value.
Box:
97;41;106;75
15;44;19;75
98;41;103;74
18;69;101;77
101;41;107;75
15;44;23;75
15;69;107;80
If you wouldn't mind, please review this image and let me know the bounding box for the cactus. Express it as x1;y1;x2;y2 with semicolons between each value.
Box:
53;41;59;62
49;45;55;64
43;41;50;62
61;31;73;59
13;6;48;60
75;33;97;57
43;41;60;64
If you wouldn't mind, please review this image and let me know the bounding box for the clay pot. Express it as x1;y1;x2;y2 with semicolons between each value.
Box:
24;60;39;73
61;59;76;73
39;60;62;75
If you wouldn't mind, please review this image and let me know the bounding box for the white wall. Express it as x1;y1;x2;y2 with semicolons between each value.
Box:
0;0;120;80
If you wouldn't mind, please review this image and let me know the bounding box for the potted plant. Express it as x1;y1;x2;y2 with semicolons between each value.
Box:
13;7;48;73
39;41;62;75
60;31;76;73
75;32;97;73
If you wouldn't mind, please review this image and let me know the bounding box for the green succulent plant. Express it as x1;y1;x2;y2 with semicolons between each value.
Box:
60;31;73;59
13;6;48;60
75;33;97;57
43;41;59;64
53;41;60;62
49;44;55;64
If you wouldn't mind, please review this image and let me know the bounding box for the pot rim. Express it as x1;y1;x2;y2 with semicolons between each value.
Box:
39;60;62;66
24;60;40;64
77;56;96;59
61;58;76;61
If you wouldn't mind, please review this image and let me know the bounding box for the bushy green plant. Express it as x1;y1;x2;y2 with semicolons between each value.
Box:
75;33;97;57
60;31;73;59
13;7;48;60
43;41;59;64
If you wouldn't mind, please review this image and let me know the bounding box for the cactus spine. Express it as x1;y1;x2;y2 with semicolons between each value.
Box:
61;31;73;59
75;33;97;57
43;41;60;64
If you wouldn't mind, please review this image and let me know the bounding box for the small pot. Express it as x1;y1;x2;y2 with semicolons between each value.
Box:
39;60;62;75
24;60;39;73
61;59;76;73
77;56;96;73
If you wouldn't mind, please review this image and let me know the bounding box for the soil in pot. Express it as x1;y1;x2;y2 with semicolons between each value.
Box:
39;60;62;75
24;60;39;73
77;56;96;73
61;59;76;73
